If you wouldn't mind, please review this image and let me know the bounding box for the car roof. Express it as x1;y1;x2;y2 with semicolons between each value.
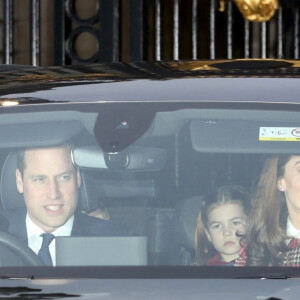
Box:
0;59;300;105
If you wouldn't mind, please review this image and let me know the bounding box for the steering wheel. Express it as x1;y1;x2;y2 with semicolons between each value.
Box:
0;231;43;266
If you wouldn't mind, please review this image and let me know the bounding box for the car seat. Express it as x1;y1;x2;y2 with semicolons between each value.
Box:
171;195;203;265
92;176;176;265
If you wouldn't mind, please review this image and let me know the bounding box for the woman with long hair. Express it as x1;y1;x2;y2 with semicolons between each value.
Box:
246;154;300;266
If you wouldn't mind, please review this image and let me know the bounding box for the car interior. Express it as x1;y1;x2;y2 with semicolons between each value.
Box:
0;103;299;267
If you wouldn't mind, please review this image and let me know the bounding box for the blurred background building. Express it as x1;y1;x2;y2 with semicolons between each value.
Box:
0;0;299;66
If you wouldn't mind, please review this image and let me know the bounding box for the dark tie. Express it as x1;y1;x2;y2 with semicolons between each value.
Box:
38;233;55;266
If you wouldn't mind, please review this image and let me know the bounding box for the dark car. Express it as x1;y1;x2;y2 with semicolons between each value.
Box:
0;59;300;299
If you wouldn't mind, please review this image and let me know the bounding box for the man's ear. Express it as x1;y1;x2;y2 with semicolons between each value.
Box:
277;177;286;192
76;168;81;188
205;228;212;242
16;169;24;193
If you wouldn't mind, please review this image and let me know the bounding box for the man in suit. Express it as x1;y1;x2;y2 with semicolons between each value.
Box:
5;144;132;266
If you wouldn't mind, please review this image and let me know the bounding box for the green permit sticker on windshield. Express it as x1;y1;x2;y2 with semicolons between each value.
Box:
259;127;300;141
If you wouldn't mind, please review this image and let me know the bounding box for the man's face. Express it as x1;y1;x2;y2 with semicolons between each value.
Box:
16;146;81;233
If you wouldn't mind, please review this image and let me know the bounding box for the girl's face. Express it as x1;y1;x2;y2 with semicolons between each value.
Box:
205;202;247;263
277;155;300;225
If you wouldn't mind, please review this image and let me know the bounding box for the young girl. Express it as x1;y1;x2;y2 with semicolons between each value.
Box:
194;185;248;266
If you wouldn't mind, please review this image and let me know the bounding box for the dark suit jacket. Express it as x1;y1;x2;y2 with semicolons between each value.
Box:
5;209;134;244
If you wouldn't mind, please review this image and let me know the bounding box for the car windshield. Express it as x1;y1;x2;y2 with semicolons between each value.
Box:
1;62;300;279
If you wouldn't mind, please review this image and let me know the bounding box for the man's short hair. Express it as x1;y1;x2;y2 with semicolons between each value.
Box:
16;144;74;177
16;150;26;177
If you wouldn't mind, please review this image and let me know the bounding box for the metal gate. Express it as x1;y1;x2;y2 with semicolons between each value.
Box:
1;0;300;66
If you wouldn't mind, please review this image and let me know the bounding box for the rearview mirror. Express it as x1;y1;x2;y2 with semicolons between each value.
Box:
73;146;166;171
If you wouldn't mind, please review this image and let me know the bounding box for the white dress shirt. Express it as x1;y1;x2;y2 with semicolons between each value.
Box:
26;214;74;266
286;217;300;245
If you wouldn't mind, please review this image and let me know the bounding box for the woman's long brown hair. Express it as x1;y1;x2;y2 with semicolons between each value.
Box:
246;155;291;266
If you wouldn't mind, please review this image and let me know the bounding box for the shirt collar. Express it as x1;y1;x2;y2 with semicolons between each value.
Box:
286;216;300;239
26;214;74;239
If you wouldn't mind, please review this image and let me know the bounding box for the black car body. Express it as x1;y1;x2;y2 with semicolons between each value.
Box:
0;59;299;299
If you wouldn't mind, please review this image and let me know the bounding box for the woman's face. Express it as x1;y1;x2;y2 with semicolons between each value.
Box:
277;155;300;223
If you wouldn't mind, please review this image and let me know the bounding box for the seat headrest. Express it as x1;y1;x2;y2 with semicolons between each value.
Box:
0;152;24;211
0;152;99;212
174;196;203;252
78;171;99;212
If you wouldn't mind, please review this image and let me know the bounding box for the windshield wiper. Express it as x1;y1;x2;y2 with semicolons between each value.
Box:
237;272;300;279
0;286;81;299
0;274;35;280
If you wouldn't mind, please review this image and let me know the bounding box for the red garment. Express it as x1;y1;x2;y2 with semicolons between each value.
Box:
234;245;247;266
280;237;300;267
287;237;300;249
234;238;300;267
206;253;235;266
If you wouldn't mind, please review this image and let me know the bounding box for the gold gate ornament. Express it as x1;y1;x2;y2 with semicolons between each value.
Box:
219;0;279;22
